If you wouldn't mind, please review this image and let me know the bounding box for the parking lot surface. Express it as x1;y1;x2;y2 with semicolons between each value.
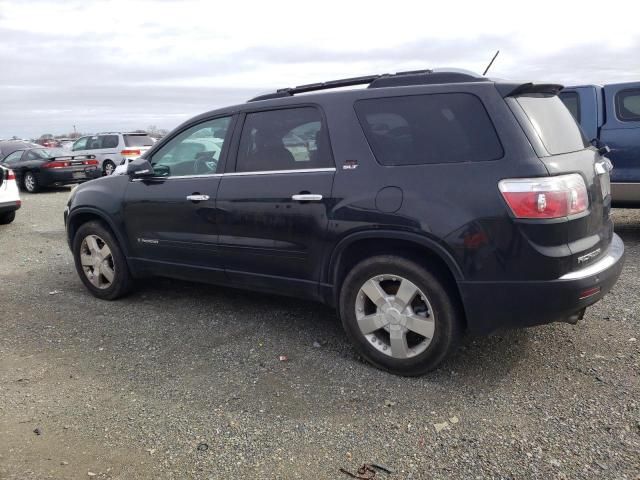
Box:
0;189;638;479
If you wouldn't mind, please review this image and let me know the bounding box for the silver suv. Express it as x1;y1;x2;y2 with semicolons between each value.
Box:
71;132;155;175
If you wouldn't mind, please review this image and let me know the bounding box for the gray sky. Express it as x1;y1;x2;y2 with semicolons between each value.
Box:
1;0;639;139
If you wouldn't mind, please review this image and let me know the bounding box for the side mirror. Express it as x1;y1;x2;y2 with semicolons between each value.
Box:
127;158;154;178
591;138;611;156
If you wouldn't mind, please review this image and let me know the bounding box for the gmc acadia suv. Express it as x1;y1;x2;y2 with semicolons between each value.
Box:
64;69;625;376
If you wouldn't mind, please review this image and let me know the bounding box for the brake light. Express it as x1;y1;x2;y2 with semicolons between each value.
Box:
7;169;16;180
499;174;589;219
43;160;71;169
121;149;141;158
83;159;99;165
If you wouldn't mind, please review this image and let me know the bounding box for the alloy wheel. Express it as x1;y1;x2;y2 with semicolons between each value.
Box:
355;275;435;359
80;234;115;289
24;173;35;192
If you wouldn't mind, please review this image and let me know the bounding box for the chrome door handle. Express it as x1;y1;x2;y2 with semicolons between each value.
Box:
186;194;210;201
291;194;323;201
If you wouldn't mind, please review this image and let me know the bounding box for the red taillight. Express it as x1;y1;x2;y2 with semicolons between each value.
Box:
7;169;16;180
499;174;589;219
83;159;99;165
121;149;141;157
43;161;71;169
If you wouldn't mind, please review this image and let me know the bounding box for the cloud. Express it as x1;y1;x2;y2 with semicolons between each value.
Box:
1;0;639;138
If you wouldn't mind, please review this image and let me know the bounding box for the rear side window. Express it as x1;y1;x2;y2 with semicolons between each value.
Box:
124;134;155;147
559;91;580;123
100;135;119;148
515;94;589;155
354;93;503;166
236;107;333;172
615;89;640;121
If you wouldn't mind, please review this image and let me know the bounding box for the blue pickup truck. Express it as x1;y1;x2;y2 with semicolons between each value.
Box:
560;83;640;206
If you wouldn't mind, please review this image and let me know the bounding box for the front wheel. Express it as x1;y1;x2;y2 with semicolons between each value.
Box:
339;255;462;376
72;221;133;300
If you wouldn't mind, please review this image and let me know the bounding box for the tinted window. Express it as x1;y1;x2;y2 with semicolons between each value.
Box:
86;136;101;150
515;94;589;155
124;134;154;147
355;93;503;165
236;107;332;172
100;135;119;149
151;117;231;176
559;91;580;123
615;88;640;121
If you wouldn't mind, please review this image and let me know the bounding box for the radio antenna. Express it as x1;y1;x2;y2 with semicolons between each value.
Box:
482;50;500;76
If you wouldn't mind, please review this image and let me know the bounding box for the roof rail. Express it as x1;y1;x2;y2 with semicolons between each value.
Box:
247;69;486;102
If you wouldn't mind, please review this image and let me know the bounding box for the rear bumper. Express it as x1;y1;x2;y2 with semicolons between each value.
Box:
459;233;625;334
0;200;20;214
38;167;101;186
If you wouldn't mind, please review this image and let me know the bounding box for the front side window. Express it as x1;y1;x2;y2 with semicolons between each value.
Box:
72;137;88;151
86;136;102;150
151;116;231;177
615;89;640;122
236;107;332;172
355;93;503;166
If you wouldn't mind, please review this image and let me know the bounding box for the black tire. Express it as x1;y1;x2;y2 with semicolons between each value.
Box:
0;210;15;224
339;255;462;376
103;160;116;176
72;221;133;300
22;171;39;193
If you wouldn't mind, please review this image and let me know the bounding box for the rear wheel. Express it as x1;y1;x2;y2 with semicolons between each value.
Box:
103;160;116;176
0;211;15;224
23;171;39;193
72;221;133;300
339;255;461;376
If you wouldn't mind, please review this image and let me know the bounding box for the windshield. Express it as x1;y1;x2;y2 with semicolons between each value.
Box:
515;94;589;155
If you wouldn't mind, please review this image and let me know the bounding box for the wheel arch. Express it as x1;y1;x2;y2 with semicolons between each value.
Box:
67;207;130;257
326;230;466;327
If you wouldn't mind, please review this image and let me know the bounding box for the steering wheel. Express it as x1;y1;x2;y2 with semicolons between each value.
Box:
193;152;217;174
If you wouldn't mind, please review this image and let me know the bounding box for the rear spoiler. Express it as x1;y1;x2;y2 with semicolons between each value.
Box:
48;154;96;161
496;82;564;97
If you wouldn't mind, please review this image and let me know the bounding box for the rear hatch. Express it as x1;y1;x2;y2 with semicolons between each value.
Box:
505;87;613;276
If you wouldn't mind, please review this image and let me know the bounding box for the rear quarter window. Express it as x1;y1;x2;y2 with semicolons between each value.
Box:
615;88;640;122
515;94;589;155
559;91;581;123
354;93;503;166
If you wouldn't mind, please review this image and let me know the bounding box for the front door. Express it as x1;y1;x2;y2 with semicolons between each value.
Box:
216;106;335;298
122;115;234;281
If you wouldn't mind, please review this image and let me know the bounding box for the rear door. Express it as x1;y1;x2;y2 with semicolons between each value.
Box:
601;84;640;185
216;106;335;298
508;92;613;272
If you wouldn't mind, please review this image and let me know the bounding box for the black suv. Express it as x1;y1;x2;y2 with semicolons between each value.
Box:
64;69;624;376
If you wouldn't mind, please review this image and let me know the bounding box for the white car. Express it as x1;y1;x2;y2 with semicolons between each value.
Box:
0;165;21;224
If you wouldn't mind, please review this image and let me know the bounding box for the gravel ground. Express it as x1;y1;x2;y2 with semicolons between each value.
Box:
0;188;638;480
